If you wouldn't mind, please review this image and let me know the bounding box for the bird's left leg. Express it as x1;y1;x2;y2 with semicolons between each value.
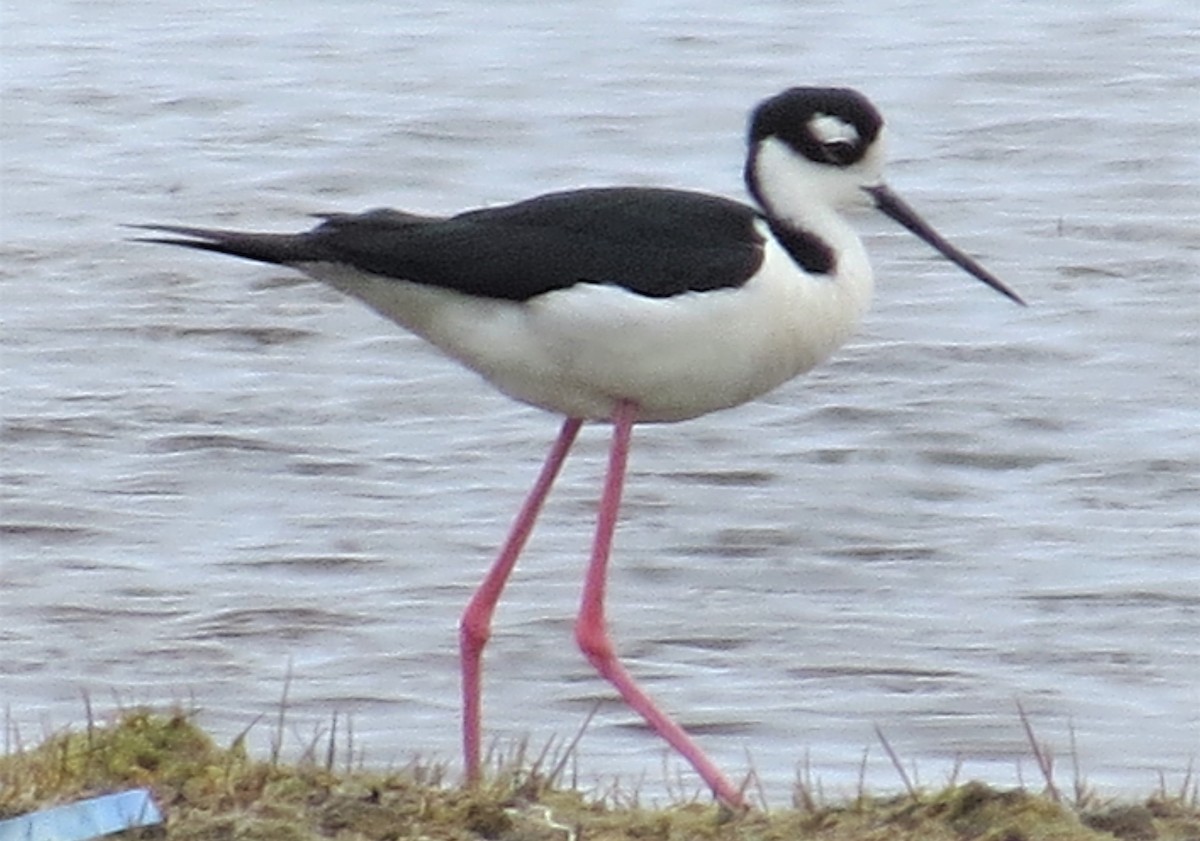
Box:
460;416;583;783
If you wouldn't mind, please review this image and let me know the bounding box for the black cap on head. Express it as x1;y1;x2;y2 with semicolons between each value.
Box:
748;87;884;167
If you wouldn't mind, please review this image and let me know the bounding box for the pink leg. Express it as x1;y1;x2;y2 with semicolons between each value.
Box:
460;416;583;784
575;400;746;809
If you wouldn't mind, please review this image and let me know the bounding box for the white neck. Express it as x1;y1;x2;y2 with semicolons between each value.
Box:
748;137;874;316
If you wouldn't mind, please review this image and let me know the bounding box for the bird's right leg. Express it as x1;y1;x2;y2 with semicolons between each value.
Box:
459;416;583;784
574;400;747;808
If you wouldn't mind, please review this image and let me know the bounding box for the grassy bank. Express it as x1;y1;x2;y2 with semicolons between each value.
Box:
2;708;1196;840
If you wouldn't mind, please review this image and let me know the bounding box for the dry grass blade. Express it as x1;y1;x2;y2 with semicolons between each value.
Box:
270;659;293;768
1017;699;1062;803
546;701;598;790
794;748;818;812
874;723;918;799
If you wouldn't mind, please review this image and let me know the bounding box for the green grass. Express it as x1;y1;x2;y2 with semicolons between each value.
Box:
2;705;1196;840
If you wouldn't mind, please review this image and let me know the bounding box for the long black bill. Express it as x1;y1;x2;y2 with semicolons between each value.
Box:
865;184;1025;306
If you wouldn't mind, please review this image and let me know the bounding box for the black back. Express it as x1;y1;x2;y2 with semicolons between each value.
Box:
304;187;766;301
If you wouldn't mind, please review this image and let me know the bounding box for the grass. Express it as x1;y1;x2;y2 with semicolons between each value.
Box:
2;702;1197;841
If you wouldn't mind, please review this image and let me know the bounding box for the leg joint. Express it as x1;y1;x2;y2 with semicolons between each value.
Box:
459;611;491;654
574;617;615;668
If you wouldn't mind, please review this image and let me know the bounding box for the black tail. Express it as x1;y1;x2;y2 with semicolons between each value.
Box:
127;223;326;267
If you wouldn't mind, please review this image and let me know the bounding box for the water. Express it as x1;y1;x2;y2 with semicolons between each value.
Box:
3;0;1198;804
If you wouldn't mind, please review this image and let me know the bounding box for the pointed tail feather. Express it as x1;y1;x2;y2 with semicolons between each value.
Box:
126;223;327;267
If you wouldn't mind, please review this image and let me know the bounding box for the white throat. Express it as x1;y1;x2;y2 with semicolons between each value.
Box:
746;136;878;334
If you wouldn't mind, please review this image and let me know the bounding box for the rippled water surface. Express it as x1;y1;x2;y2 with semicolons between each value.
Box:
3;0;1198;803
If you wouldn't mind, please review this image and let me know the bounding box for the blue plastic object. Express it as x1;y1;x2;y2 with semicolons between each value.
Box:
0;788;163;841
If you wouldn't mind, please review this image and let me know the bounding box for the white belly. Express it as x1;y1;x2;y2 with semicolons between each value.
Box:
301;230;873;423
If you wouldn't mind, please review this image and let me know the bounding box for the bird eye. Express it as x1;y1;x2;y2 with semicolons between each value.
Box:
808;114;861;166
819;139;859;166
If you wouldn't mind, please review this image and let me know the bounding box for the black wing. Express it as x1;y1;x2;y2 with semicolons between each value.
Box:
136;188;766;301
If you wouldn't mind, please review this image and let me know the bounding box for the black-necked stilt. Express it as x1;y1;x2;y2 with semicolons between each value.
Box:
134;86;1023;809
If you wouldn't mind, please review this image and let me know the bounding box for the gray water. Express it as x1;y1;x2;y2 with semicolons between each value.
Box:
2;0;1198;804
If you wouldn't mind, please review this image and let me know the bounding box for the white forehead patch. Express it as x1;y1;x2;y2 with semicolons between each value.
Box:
808;113;860;146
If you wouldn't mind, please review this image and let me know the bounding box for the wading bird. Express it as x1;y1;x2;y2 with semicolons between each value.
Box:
134;86;1023;809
